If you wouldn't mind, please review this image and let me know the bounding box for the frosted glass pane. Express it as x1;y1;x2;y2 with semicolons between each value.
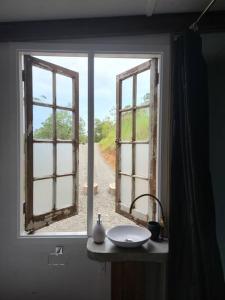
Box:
33;106;53;139
33;143;53;177
56;110;73;140
56;74;73;108
122;77;133;109
33;179;53;215
120;176;132;207
121;144;132;174
121;111;132;141
136;70;150;106
32;66;53;104
135;144;149;177
57;143;73;175
56;176;73;209
136;108;149;141
135;178;149;215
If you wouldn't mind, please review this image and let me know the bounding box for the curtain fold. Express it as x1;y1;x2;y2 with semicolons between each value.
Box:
169;30;225;300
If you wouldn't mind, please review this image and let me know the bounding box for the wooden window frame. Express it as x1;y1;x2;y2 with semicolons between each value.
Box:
23;55;79;232
115;59;159;226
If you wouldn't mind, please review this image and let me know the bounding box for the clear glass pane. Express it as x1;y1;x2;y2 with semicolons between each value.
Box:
136;108;149;141
136;69;150;106
134;178;150;215
120;144;132;174
32;66;53;104
33;179;53;215
121;111;132;141
120;175;132;207
121;77;133;109
56;176;73;209
135;144;149;177
57;143;73;175
56;74;73;108
33;143;53;177
56;110;73;140
33;106;53;139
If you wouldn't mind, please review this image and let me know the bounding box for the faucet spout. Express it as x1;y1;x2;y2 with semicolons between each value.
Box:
129;193;166;230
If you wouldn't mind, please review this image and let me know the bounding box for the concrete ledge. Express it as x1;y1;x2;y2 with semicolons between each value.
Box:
83;183;98;195
87;237;168;263
108;183;116;195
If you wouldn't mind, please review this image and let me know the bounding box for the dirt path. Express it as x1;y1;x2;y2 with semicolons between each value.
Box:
37;143;134;234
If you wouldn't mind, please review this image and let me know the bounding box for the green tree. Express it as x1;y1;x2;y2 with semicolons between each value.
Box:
94;117;114;143
34;110;87;142
79;117;87;143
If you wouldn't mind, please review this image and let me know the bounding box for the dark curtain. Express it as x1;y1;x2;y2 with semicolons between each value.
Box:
169;30;225;300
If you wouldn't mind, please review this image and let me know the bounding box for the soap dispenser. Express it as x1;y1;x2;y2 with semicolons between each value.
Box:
92;214;105;244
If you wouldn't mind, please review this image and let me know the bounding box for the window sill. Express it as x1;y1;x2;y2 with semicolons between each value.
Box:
19;231;87;238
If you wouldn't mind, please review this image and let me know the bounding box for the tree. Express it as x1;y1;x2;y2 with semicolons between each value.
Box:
33;110;87;142
94;117;114;143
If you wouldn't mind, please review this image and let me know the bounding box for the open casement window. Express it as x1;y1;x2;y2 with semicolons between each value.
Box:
116;59;159;226
23;55;79;232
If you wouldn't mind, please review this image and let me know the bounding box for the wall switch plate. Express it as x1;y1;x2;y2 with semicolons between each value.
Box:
48;246;65;266
48;253;66;266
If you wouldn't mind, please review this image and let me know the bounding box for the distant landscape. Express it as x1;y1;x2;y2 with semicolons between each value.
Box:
33;96;150;170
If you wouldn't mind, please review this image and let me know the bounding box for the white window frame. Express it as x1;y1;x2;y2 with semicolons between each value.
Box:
10;35;171;238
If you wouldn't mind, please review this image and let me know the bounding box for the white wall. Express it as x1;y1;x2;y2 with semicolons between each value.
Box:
0;35;170;300
0;42;111;300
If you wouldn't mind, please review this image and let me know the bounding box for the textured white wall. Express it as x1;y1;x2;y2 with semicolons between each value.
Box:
0;42;110;300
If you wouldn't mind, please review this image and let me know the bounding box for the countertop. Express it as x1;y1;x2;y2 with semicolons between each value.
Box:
87;237;168;262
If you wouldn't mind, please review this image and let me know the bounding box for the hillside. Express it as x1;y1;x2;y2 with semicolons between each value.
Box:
99;109;149;168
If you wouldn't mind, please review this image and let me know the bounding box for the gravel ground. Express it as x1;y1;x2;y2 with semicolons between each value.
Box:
37;143;134;234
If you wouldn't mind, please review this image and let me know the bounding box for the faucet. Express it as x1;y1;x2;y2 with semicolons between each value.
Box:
129;193;166;239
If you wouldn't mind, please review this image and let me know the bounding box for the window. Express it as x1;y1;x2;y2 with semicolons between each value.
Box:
116;59;159;225
19;50;168;235
23;55;79;232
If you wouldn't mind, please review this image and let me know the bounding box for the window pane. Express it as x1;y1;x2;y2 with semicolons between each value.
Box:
33;143;53;177
33;106;53;139
134;178;150;215
56;110;73;140
57;143;73;175
121;77;133;109
32;66;53;104
120;144;132;174
136;69;150;106
136;108;149;141
33;179;53;215
56;176;73;209
120;175;132;207
121;111;132;141
135;144;149;178
56;74;73;108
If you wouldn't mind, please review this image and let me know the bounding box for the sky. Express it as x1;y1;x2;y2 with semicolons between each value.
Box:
33;55;150;132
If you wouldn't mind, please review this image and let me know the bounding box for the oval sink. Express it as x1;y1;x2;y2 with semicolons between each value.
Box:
107;225;151;248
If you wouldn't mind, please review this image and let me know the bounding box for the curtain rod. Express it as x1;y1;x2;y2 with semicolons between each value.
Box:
189;0;216;30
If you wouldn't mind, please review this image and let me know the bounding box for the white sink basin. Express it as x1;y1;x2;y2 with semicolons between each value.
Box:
106;225;151;248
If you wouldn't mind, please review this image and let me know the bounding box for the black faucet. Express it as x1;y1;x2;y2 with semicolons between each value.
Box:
129;193;166;240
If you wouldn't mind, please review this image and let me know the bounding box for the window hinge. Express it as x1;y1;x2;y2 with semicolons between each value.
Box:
22;70;25;82
23;202;26;214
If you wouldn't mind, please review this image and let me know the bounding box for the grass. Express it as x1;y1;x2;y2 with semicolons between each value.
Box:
99;109;150;158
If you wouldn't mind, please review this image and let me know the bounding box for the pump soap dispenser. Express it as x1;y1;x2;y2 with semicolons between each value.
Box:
92;214;105;244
